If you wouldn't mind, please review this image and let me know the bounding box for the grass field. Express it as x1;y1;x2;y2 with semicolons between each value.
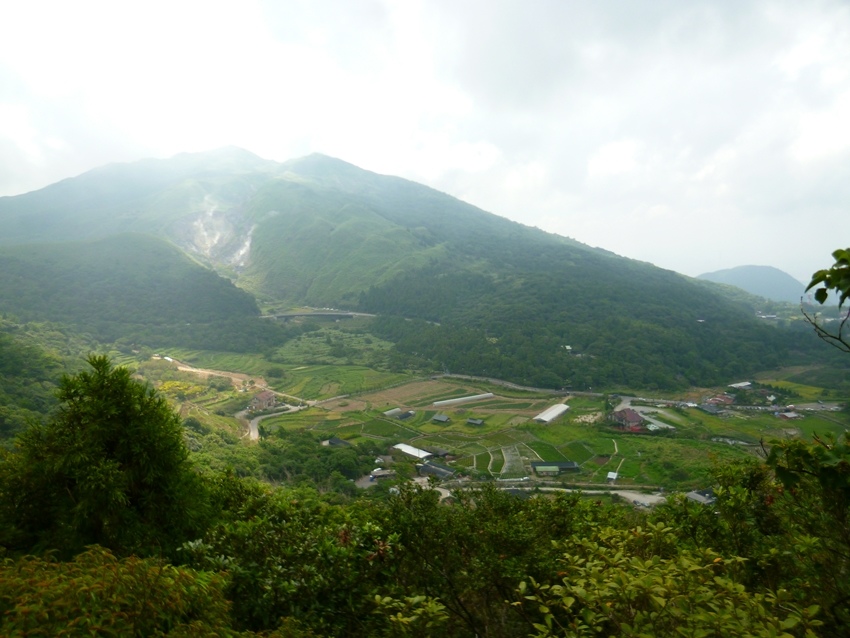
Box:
160;356;848;491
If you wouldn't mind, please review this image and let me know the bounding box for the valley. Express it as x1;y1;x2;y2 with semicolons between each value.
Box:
140;322;849;493
1;148;849;636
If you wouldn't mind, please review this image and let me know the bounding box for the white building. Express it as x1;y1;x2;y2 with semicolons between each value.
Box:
533;404;570;423
392;443;432;460
433;393;494;407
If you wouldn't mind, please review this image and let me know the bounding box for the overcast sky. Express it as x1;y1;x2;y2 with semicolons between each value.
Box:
1;0;849;281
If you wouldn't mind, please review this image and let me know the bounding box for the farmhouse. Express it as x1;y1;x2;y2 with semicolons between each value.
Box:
397;410;415;420
466;418;485;426
707;394;735;406
531;461;579;476
250;390;276;410
534;404;570;423
610;408;644;430
392;443;432;460
432;414;450;424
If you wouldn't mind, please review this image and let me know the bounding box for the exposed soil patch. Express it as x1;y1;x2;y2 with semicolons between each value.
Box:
592;455;610;466
360;380;478;408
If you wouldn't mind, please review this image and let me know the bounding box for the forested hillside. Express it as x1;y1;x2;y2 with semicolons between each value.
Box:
0;234;300;352
0;148;833;389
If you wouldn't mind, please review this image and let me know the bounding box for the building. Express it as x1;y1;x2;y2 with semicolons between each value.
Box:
610;408;644;430
321;437;351;448
466;418;484;426
686;489;716;505
250;390;276;410
728;381;752;390
698;404;724;415
417;462;456;480
533;404;570;423
370;468;396;480
432;414;450;424
392;443;432;460
433;393;494;407
531;461;579;476
397;410;415;420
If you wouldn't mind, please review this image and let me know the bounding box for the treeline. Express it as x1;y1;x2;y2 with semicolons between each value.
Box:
359;243;793;389
0;357;848;636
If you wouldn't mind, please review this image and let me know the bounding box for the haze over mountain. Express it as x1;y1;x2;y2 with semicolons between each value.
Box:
698;265;806;304
0;147;809;389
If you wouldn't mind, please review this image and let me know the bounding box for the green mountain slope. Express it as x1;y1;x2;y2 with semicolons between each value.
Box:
0;149;813;388
698;265;805;303
0;234;282;352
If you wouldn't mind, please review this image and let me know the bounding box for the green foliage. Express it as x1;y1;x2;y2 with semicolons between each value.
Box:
804;247;850;353
181;477;395;635
373;594;449;637
0;546;236;637
518;523;822;637
808;248;850;306
375;484;631;638
767;434;850;631
0;355;209;558
0;328;63;440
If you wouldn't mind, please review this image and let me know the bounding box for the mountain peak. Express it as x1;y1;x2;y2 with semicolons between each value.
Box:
698;265;804;303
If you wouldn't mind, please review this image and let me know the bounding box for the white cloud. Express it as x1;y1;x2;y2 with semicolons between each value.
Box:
789;90;850;162
587;139;641;179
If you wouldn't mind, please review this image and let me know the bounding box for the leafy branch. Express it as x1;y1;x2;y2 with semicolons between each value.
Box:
802;247;850;353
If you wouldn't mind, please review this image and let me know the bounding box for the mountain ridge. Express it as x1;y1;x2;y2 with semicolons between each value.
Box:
0;147;810;388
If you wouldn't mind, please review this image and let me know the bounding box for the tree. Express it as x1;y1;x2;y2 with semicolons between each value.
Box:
0;355;209;558
803;247;850;353
518;523;822;637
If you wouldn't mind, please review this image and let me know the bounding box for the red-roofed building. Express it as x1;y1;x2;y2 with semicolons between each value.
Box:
610;408;645;431
250;390;276;410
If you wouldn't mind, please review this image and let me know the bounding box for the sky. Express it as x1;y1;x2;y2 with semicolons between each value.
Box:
1;0;849;282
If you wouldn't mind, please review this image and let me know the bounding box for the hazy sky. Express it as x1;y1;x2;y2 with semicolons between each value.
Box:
1;0;849;281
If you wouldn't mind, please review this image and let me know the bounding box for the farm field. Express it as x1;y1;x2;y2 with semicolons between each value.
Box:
259;375;847;488
145;356;850;491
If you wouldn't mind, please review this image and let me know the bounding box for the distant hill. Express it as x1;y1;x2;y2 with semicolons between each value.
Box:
0;149;806;389
698;266;805;303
